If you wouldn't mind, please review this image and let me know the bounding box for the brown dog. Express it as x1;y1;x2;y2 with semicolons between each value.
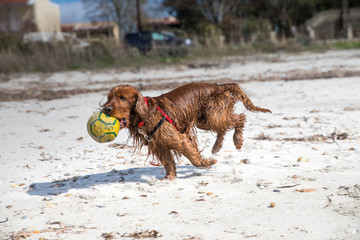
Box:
102;83;271;179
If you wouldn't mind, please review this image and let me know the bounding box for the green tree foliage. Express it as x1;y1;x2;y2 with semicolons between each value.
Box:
162;0;358;43
162;0;207;32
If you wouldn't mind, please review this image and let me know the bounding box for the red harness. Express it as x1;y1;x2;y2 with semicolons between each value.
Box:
137;97;177;130
137;97;177;167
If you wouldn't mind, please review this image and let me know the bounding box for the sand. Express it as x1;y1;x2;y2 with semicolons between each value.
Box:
0;50;359;239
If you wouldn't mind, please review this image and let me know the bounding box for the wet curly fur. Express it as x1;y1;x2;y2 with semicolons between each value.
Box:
101;82;271;180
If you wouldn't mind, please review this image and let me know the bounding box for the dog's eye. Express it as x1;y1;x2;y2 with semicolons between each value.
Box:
119;96;126;101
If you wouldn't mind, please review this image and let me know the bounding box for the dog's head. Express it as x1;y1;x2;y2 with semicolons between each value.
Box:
101;85;146;129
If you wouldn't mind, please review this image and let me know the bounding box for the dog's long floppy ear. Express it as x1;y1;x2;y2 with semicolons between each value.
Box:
134;91;148;119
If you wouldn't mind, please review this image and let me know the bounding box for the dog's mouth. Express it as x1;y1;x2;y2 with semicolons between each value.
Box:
119;118;128;128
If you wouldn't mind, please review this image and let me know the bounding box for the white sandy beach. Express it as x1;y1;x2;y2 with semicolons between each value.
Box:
0;50;359;239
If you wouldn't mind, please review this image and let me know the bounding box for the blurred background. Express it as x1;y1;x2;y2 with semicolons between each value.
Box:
0;0;359;73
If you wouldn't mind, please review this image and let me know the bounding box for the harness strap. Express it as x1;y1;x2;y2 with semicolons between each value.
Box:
145;116;166;141
155;106;177;130
137;97;177;138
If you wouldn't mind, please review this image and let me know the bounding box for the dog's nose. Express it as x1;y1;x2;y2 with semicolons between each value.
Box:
103;106;112;115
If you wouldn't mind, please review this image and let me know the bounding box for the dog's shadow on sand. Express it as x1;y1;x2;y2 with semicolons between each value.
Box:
26;166;202;196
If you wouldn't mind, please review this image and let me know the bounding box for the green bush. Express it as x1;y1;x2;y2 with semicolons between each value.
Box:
333;41;360;49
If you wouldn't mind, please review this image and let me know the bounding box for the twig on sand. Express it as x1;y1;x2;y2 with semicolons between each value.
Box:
275;183;301;189
245;234;258;238
323;195;332;208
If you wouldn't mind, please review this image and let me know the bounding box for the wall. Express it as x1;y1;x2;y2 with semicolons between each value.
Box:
33;0;60;32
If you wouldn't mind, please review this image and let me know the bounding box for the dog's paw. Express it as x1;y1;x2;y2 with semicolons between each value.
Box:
199;157;217;167
206;157;217;166
163;174;176;180
211;146;221;154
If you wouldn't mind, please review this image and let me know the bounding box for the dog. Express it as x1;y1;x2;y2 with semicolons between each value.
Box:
101;83;271;179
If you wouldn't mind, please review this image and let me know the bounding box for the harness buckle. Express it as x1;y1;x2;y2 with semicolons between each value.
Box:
138;128;151;141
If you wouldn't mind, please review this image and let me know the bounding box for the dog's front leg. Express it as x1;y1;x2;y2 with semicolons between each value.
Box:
162;151;177;180
153;146;176;180
163;127;217;168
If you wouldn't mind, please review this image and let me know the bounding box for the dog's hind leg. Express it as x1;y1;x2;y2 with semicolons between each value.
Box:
232;113;246;150
211;113;246;153
212;131;226;154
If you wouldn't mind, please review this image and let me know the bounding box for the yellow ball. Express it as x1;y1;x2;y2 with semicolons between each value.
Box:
87;111;120;143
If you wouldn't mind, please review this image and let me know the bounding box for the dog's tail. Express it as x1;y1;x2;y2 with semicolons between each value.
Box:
222;83;272;113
